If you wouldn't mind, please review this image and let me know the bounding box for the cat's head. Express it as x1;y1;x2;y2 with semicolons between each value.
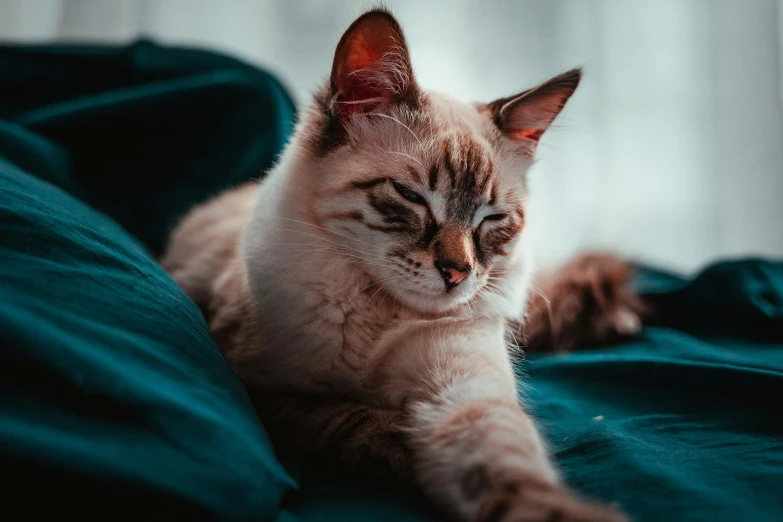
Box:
292;9;579;314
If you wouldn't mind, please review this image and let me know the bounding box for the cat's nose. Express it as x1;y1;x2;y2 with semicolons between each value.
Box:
435;260;471;289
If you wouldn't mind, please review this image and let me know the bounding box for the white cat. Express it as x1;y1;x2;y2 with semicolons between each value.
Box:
163;9;640;522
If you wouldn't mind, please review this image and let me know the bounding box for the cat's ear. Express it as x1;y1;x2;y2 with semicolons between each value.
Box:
329;9;418;120
488;69;581;154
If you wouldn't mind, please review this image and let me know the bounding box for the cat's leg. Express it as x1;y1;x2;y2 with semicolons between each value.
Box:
245;384;414;483
380;322;629;522
520;252;647;353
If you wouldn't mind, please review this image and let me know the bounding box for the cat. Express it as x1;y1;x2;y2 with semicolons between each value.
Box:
162;9;643;522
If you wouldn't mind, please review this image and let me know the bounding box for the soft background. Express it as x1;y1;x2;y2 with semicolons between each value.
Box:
2;0;782;273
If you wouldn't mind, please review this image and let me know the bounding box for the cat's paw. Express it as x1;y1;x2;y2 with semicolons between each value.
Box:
609;306;642;336
522;252;647;353
474;482;629;522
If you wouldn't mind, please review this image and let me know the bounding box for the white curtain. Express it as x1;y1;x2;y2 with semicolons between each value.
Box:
2;0;782;273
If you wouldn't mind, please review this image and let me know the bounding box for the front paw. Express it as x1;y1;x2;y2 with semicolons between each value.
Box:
474;481;629;522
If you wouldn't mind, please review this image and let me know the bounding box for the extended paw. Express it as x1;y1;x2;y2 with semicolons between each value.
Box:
522;252;646;353
474;481;629;522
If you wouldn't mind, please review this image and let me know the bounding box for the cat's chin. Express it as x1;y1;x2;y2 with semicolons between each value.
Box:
391;285;478;315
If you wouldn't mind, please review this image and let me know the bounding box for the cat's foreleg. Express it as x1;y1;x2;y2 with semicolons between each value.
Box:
382;322;628;522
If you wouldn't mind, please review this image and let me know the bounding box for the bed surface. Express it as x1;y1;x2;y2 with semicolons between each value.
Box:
1;42;781;521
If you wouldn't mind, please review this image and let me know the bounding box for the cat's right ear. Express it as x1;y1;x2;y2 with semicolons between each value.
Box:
328;9;418;121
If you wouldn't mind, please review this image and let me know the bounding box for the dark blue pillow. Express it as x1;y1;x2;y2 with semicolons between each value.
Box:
0;156;293;519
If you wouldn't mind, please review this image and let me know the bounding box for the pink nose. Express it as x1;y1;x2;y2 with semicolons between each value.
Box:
435;261;471;289
443;267;469;285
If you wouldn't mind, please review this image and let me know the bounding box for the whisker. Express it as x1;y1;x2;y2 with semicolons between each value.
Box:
506;320;523;355
275;258;399;271
261;243;390;262
366;112;424;147
529;284;557;350
385;150;425;170
273;216;379;249
464;295;477;320
285;245;397;266
366;276;403;307
349;273;403;302
250;226;387;260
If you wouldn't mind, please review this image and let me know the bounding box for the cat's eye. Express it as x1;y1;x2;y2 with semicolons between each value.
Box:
483;213;508;222
392;181;425;204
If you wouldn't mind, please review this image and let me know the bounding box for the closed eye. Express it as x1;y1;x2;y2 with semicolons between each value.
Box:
392;181;426;205
483;213;508;222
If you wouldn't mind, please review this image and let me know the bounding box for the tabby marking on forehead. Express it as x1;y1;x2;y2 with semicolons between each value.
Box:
437;134;495;223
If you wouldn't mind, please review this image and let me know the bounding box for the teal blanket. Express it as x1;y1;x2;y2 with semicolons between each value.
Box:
1;41;781;521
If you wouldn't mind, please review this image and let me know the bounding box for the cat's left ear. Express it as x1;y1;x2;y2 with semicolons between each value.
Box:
488;68;581;154
330;9;418;120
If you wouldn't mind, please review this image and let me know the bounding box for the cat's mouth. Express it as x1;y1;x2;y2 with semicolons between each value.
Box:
394;275;480;311
364;256;483;312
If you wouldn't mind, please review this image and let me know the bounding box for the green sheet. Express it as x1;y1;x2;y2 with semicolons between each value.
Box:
1;41;782;521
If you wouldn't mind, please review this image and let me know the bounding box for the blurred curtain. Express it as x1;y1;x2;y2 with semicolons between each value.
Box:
2;0;782;273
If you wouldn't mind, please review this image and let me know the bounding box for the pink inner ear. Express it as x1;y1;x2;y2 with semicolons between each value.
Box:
494;69;581;150
512;128;545;142
336;34;386;119
332;14;409;120
343;32;380;75
504;96;568;144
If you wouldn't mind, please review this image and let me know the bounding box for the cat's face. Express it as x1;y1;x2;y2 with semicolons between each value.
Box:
307;96;533;313
296;10;579;314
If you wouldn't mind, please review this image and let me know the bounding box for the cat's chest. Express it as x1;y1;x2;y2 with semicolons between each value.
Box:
306;283;406;371
333;294;405;369
253;272;410;395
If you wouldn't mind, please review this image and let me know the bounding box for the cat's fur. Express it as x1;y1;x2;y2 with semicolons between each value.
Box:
163;9;641;522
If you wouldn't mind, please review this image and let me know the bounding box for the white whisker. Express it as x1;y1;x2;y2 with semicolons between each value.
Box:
251;225;387;260
273;216;379;249
366;112;423;147
529;284;557;350
349;273;403;302
385;150;425;170
366;276;402;307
